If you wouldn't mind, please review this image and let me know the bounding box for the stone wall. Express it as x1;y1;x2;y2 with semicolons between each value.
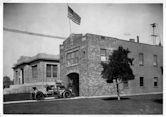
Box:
86;33;163;96
60;33;163;97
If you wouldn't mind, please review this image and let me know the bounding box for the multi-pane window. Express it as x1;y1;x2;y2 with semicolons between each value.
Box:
15;70;19;84
140;77;144;86
154;77;158;87
53;65;57;77
46;64;58;77
46;64;51;77
123;81;128;88
32;65;38;79
139;53;144;66
66;50;79;66
100;49;107;61
153;55;158;66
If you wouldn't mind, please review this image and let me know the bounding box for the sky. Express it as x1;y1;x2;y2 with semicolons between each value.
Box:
3;3;163;80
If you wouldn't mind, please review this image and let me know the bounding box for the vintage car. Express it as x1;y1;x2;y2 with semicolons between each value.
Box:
31;82;73;100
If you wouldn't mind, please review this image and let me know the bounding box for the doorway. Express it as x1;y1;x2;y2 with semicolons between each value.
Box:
67;73;79;96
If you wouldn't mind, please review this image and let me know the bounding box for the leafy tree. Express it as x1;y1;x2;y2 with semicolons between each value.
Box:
101;46;135;100
3;76;13;88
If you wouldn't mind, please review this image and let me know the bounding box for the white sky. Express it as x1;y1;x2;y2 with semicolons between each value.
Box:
3;3;163;79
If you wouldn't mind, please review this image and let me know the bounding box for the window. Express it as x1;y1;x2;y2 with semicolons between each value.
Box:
100;49;107;61
154;77;158;87
101;36;105;40
46;64;51;77
153;55;158;66
82;37;86;41
46;64;58;77
32;65;38;79
123;81;128;88
66;50;79;66
140;77;144;86
110;48;115;54
53;65;57;77
21;68;24;84
139;53;144;66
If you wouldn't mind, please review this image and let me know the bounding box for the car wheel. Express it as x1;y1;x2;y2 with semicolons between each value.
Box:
36;91;44;100
63;91;72;98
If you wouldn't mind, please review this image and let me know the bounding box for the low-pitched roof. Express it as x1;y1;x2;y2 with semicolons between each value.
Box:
13;53;59;69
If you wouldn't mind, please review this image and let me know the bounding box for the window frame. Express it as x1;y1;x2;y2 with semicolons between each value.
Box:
100;48;107;61
153;55;158;67
46;64;58;78
140;77;144;86
52;65;58;77
46;64;52;77
66;50;79;66
123;80;129;88
154;77;158;87
32;65;38;79
139;53;144;66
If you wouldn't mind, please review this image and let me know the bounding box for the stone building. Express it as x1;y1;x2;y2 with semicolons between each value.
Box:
13;53;60;86
60;33;163;97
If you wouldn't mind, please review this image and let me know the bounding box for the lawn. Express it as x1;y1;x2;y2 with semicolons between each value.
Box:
4;93;32;102
4;94;162;114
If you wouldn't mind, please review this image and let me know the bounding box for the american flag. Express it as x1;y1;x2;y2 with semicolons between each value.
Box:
68;6;81;25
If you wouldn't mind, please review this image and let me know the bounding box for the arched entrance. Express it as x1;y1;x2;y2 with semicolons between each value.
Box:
67;73;79;96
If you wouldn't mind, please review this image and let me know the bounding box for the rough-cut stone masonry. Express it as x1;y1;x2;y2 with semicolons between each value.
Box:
60;33;163;97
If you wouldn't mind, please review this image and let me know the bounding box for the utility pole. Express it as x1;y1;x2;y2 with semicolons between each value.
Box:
151;23;158;45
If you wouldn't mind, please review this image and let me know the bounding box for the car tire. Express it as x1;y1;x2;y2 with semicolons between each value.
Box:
36;91;44;100
63;91;72;98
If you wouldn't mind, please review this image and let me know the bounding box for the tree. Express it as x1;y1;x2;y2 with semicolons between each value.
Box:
3;76;13;88
101;46;135;100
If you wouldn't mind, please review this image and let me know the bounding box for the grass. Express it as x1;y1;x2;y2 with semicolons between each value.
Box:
4;93;32;102
4;94;162;114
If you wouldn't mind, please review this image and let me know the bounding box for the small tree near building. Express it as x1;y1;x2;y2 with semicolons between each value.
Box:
3;76;13;88
101;46;135;100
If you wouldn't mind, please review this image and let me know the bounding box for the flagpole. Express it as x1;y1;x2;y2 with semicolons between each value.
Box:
67;3;72;34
